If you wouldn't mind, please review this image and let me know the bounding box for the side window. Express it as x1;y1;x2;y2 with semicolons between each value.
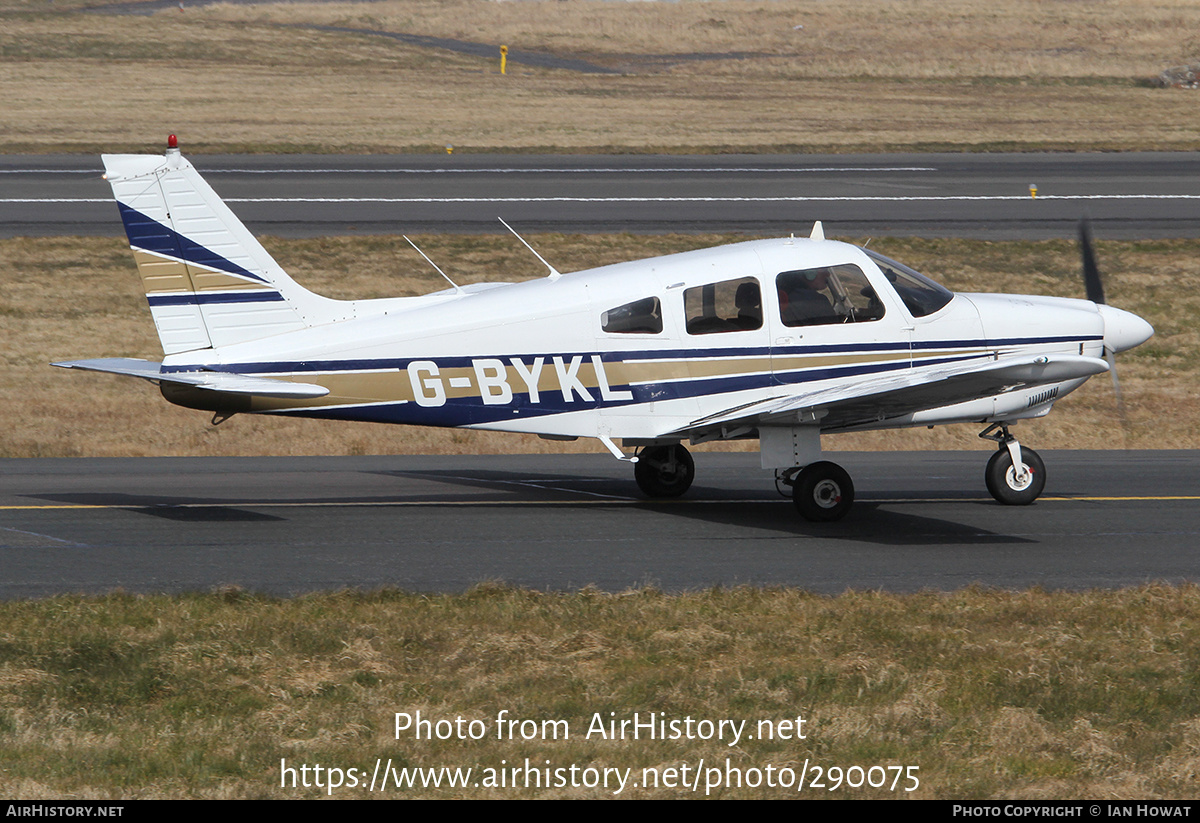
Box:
601;296;662;334
684;277;762;335
864;250;954;318
777;264;885;327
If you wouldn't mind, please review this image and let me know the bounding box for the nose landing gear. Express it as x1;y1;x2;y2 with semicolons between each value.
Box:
980;423;1045;505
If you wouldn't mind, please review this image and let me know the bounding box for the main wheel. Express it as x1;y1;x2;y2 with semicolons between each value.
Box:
985;446;1046;505
634;444;695;498
792;461;854;522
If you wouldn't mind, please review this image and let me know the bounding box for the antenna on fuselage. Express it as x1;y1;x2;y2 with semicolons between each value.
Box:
403;235;464;295
498;217;561;280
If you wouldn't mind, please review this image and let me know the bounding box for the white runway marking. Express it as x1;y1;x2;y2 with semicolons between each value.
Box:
6;194;1200;204
5;495;1198;511
208;166;941;174
0;166;937;175
0;525;88;547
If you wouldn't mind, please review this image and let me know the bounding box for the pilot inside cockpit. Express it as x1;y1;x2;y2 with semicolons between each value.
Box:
777;265;886;326
778;268;837;326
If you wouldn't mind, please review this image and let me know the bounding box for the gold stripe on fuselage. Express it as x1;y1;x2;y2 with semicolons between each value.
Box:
236;348;928;413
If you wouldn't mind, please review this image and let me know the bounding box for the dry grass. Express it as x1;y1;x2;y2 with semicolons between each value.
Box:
2;585;1199;798
1;233;1194;459
216;0;1199;79
1;0;1198;153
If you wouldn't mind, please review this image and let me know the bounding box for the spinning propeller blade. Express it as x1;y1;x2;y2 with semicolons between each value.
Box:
1078;219;1128;427
1104;346;1128;425
1078;218;1106;306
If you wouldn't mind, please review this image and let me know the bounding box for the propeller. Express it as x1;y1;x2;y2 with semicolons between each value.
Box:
1077;218;1127;427
1079;218;1105;305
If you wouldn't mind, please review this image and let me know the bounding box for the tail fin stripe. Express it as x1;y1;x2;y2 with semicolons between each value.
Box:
148;292;287;307
117;202;267;284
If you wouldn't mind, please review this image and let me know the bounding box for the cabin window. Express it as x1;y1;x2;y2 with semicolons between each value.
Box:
865;250;953;318
601;296;663;334
684;277;762;335
777;264;885;327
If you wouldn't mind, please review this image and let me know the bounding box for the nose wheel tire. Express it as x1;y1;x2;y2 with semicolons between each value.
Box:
985;447;1046;505
634;444;695;498
792;461;854;522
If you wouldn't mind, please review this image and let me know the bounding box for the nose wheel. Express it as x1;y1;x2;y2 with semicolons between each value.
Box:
980;424;1046;505
985;447;1045;505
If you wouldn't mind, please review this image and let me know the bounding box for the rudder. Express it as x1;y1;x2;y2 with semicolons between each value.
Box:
104;138;344;355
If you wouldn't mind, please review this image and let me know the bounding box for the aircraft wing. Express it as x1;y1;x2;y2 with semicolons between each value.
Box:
52;358;330;399
678;354;1109;433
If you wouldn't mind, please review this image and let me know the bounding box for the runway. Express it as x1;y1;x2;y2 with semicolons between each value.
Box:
3;152;1200;238
2;451;1197;598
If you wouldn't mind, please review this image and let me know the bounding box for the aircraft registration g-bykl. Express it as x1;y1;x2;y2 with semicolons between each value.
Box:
56;137;1154;521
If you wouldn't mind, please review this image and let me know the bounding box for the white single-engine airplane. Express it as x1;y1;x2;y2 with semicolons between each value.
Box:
56;138;1154;521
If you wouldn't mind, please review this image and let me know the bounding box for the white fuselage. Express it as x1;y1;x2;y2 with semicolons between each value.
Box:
160;237;1113;442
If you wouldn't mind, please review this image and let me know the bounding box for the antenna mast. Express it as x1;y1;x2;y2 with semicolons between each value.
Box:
404;236;464;295
498;217;561;279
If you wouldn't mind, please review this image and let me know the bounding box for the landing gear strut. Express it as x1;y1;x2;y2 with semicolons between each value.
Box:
780;461;855;522
980;424;1046;505
634;444;695;498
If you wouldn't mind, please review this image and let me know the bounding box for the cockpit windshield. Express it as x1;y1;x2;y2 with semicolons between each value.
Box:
865;249;954;318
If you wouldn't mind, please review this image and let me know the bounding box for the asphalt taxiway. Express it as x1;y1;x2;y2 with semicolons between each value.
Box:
2;451;1197;598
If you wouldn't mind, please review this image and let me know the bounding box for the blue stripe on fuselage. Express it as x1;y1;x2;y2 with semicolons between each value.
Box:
264;351;992;427
177;334;1097;378
184;335;1089;376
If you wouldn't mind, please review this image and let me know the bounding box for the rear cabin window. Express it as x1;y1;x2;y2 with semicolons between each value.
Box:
684;277;762;335
601;296;663;334
777;264;885;327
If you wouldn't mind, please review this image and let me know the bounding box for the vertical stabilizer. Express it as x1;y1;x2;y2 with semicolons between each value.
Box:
103;138;344;355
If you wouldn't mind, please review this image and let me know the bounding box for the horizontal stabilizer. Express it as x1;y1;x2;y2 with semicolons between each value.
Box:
52;358;330;399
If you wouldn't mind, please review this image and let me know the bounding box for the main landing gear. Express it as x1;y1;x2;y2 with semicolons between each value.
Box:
633;443;695;498
979;423;1045;506
775;462;856;522
629;425;1044;521
634;440;855;522
787;462;855;522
